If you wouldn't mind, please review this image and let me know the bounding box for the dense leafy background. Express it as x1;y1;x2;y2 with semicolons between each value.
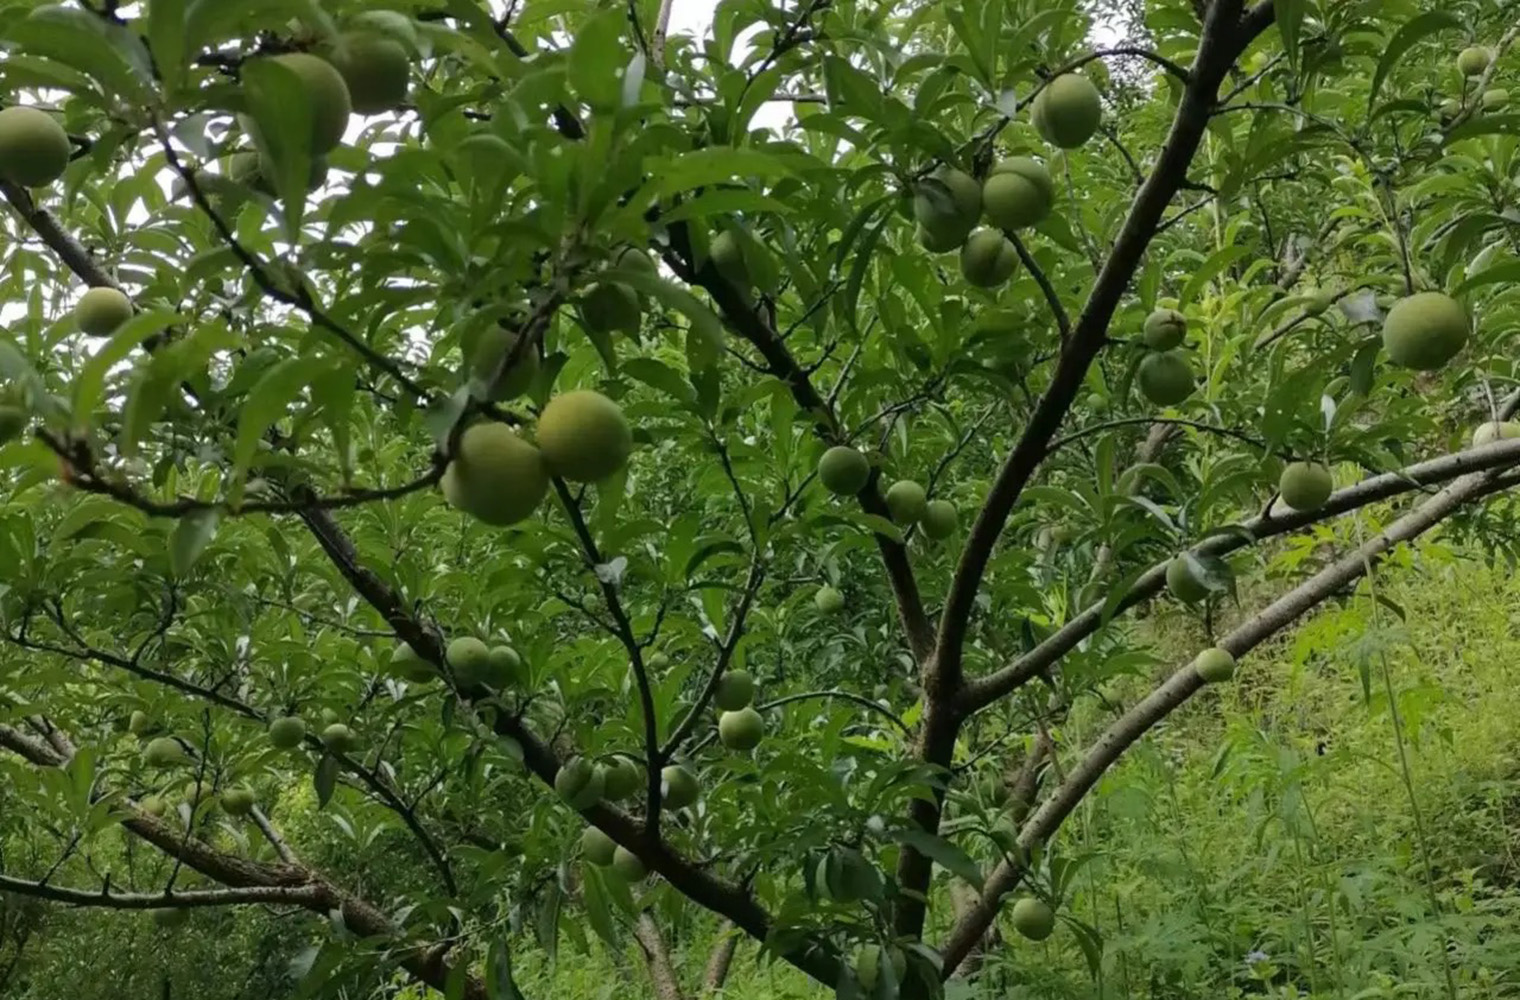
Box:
1;0;1519;997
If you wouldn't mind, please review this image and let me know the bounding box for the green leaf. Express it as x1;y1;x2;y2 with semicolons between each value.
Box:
841;210;890;331
486;939;524;1000
6;6;152;102
71;309;182;430
148;0;188;95
659;189;795;223
1368;11;1463;110
169;509;220;577
1447;114;1520;143
1276;0;1305;69
579;867;621;949
568;9;624;112
601;267;725;370
1179;246;1252;306
891;828;983;888
239;57;314;239
1454;260;1520;297
314;753;338;808
622;358;697;406
650;147;797;198
231;356;335;491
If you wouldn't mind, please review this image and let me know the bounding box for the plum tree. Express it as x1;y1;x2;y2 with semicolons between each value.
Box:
611;846;647;881
709;230;752;289
446;636;494;688
959;228;1020;287
227;149;328;196
143;737;185;768
1166;556;1213;605
1279;462;1333;512
440;422;549;526
580;282;641;335
388;641;435;683
921;499;957;540
487;645;522;686
1473;421;1520;446
818;445;871;495
1382;292;1469;370
854;945;907;991
5;4;1520;1000
1458;45;1493;76
0;105;71;186
718;708;764;751
1032;74;1103;148
535;390;633;482
74;287;132;336
914;166;981;249
1482;88;1509;110
127;710;153;735
221;787;255;816
982;156;1053;229
469;327;539;401
320;724;357;753
601;756;642;801
327;33;410;114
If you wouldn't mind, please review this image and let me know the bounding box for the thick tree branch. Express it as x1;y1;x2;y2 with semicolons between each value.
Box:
934;0;1269;692
892;1;1278;943
0;722;489;998
960;437;1520;713
634;912;688;1000
0;876;326;910
702;922;739;994
295;506;841;986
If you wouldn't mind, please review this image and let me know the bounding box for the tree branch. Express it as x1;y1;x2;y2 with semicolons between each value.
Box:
634;912;688;1000
660;246;934;665
0;876;326;911
702;922;739;994
1007;232;1071;341
295;498;841;986
932;0;1269;693
940;458;1516;977
551;478;665;828
0;721;489;998
890;1;1278;942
